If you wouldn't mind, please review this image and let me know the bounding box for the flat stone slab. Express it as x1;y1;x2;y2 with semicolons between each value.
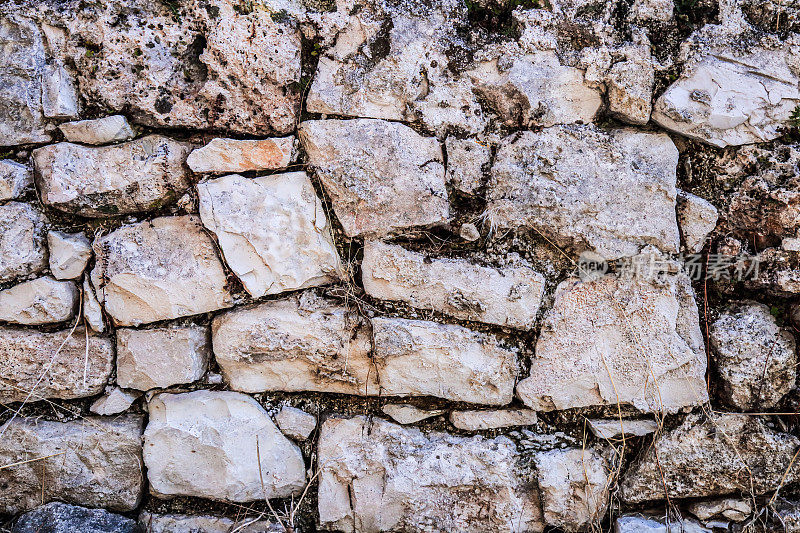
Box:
187;137;294;173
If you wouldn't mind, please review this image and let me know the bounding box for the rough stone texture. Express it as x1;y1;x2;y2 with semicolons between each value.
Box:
653;46;800;147
275;405;317;441
299;119;448;237
604;45;654;126
90;387;141;416
82;278;104;333
381;404;446;425
677;190;719;253
32;135;192;217
616;516;711;533
144;390;306;502
371;317;517;405
47;231;91;280
0;415;144;514
0;327;113;402
362;241;545;330
449;409;538;431
536;448;610;532
620;413;800;503
0;276;78;325
91;216;232;326
0;202;47;283
688;498;752;522
187;137;294;173
57;115;135;145
517;269;708;413
587;419;659;440
0;160;32;201
317;416;543;532
197;172;341;298
709;301;797;410
212;292;376;395
486;126;680;260
445;137;490;194
30;0;302;136
12;502;139;533
139;512;282;533
116;326;210;391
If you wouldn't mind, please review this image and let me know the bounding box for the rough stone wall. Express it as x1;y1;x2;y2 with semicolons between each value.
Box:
1;0;800;531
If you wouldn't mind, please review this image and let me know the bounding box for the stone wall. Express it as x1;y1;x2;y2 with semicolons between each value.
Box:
1;0;800;531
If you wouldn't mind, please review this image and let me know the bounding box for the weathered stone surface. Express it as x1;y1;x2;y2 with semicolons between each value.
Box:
616;516;711;533
450;409;538;431
36;0;301;136
536;448;610;532
90;387;141;416
0;160;32;201
0;202;47;283
212;292;376;395
0;415;144;514
117;325;210;391
57;115;135;145
381;404;446;425
139;512;282;533
144;390;306;502
460;222;480;241
677;190;719;253
12;502;139;533
47;231;91;280
187;137;294;173
445;137;490;194
318;416;543;532
710;301;797;410
470;52;603;129
653;46;800;147
605;47;654;126
371;317;517;405
299;119;448;237
0;276;78;325
517;270;708;413
487;126;680;260
0;327;113;402
82;278;104;333
620;413;800;503
32;135;191;217
275;405;316;441
363;241;544;330
629;0;674;22
688;498;752;522
91;216;232;326
197;172;341;298
587;419;659;440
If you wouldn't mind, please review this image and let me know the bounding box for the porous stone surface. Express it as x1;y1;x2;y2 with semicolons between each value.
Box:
517;269;708;413
371;317;517;405
144;390;306;502
275;405;317;441
90;386;140;416
91;216;232;326
139;512;282;533
486;125;680;260
187;137;294;173
47;231;91;280
32;135;192;217
0;276;78;325
0;327;113;402
587;419;659;440
445;137;490;194
449;409;538;431
0;160;32;201
535;448;610;532
12;502;139;533
197;172;341;298
362;241;545;330
0;202;48;283
709;301;797;410
688;498;752;522
616;516;711;533
676;190;719;253
381;404;446;425
116;326;210;391
0;415;144;514
212;292;376;395
299;119;448;237
57;115;135;145
317;416;543;532
620;413;800;503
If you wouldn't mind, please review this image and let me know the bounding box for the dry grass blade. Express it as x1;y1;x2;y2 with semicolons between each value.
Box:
0;451;66;470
